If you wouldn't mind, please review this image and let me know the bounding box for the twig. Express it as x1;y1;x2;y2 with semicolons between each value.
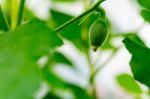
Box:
17;0;26;26
54;0;105;32
92;46;122;78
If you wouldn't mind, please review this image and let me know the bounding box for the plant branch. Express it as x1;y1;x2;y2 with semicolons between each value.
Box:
91;46;122;79
0;5;10;31
86;51;98;99
55;0;105;32
11;0;19;29
17;0;26;26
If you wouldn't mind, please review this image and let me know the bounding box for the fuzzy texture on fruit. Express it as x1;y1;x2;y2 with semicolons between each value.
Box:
89;19;109;51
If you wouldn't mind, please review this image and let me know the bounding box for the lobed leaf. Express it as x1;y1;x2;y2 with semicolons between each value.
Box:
0;19;63;99
123;38;150;88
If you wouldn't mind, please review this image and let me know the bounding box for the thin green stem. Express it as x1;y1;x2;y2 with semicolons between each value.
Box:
92;46;122;78
0;5;10;31
55;0;105;32
11;0;19;29
90;76;97;99
85;51;98;99
17;0;26;26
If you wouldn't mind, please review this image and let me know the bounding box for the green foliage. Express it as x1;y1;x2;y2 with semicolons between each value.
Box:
123;38;150;88
137;0;150;10
42;67;69;90
1;0;150;98
50;9;89;52
44;92;61;99
42;67;90;99
117;73;142;94
124;33;145;46
23;8;34;21
68;84;91;99
0;19;63;99
50;51;73;66
141;9;150;23
0;6;9;31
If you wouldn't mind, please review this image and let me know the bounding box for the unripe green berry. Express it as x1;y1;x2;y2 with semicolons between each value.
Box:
89;19;109;52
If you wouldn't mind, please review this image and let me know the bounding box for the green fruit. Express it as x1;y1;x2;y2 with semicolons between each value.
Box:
89;19;109;51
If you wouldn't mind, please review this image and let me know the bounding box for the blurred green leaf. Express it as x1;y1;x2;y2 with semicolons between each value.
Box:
0;6;9;31
124;33;145;46
137;0;150;10
141;9;150;23
68;84;91;99
134;95;142;99
23;7;34;21
44;92;61;99
123;38;150;88
42;67;68;90
0;19;63;99
42;67;90;99
50;51;73;66
50;9;89;51
117;74;142;94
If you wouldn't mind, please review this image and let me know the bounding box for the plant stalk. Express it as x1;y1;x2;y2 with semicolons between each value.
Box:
11;0;19;29
0;5;10;31
92;46;122;79
17;0;26;26
55;0;105;32
85;51;98;99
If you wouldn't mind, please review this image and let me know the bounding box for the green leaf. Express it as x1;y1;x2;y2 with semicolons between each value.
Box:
117;73;142;94
50;9;81;40
0;6;9;31
42;67;68;90
141;9;150;23
124;33;145;46
68;84;90;99
50;51;73;66
123;38;150;88
43;92;61;99
42;67;90;99
23;7;35;21
137;0;150;10
0;19;63;99
50;9;88;51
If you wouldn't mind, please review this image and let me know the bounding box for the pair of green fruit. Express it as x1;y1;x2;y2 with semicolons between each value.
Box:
89;11;109;52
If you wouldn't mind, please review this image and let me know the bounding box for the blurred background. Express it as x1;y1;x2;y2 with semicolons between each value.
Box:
1;0;150;99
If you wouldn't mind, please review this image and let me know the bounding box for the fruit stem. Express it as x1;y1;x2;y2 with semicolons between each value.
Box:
0;5;10;31
86;51;98;99
17;0;26;26
92;46;122;79
55;0;105;32
11;0;19;29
